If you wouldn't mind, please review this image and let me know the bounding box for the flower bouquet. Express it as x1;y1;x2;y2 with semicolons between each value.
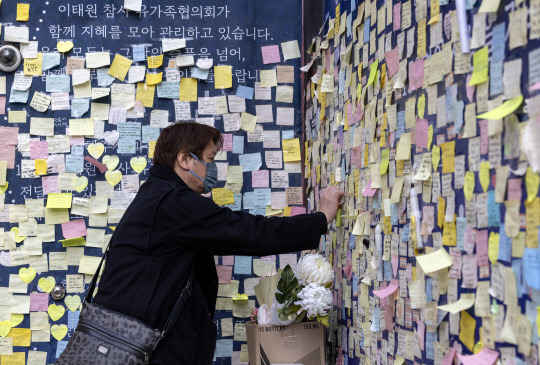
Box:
251;253;334;327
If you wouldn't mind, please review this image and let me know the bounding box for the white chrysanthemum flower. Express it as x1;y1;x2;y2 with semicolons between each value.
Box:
294;253;334;286
294;283;333;318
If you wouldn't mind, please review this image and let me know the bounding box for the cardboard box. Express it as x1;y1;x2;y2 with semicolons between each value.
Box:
246;321;325;365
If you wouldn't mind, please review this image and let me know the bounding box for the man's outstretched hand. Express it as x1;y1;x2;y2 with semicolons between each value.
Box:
318;186;345;224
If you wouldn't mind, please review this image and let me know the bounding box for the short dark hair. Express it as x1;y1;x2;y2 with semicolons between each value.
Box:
153;121;223;168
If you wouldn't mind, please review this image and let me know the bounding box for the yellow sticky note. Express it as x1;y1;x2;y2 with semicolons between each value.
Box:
367;60;378;86
23;53;42;76
212;188;234;205
69;118;94;136
464;171;475;201
109;54;132;81
60;237;86;247
488;232;499;265
440;141;455;174
46;193;72;209
428;0;440;24
145;72;162;86
396;132;411;160
438;196;445;228
427;124;433;150
240;112;257;133
415;247;453;274
469;47;489;86
526;167;540;203
8;110;26;124
479;161;491;192
443;218;456;246
149;141;156;159
282;138;301;162
35;159;47;176
1;352;25;364
260;69;277;88
476;95;523;120
7;328;30;347
459;311;476;352
136;83;155;108
147;55;163;68
16;4;30;21
179;78;197;102
417;94;426;119
214;65;232;89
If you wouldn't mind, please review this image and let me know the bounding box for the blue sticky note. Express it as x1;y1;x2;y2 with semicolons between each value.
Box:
132;45;146;63
225;193;242;211
42;52;61;70
117;138;136;154
487;190;500;227
190;67;209;80
97;68;115;87
253;188;271;208
396;111;405;139
363;18;370;44
348;233;355;250
512;259;522;298
370;307;380;332
71;145;84;156
456;217;467;250
142;125;160;144
490;61;503;96
453;100;464;134
391;203;398;226
492;23;505;63
214;339;233;358
243;192;255;209
234;256;252;275
523;248;540;290
56;341;69;357
157;81;180;99
320;235;326;251
426;278;433;302
9;88;29;103
338;70;345;94
346;13;352;38
71;99;90;118
238;153;262;172
425;332;437;360
118;122;142;140
250;208;266;215
498;223;511;263
68;310;80;330
46;75;71;93
401;224;410;243
351;0;357;12
352;274;358;294
445;84;457;123
236;85;254;100
282;130;294;140
232;135;244;154
384;260;392;280
65;155;84;173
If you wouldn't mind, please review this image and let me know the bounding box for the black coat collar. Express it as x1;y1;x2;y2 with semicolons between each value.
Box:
149;164;187;186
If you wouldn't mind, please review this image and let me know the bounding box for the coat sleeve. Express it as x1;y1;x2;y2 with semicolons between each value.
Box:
171;190;328;256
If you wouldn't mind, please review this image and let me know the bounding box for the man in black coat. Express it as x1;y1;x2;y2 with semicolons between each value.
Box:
93;122;343;364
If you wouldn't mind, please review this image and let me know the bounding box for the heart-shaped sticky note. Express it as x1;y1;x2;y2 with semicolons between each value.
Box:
87;143;105;159
526;167;539;203
48;304;66;321
464;171;475;202
0;321;11;337
103;130;120;146
0;182;8;195
51;324;68;341
10;227;25;243
75;176;88;193
102;155;120;171
64;295;82;312
57;41;74;53
38;276;56;293
479;161;491;192
19;267;36;284
10;314;24;327
130;157;147;173
105;170;122;186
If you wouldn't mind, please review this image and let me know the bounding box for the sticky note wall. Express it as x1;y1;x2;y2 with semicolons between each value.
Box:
304;0;540;363
0;1;305;363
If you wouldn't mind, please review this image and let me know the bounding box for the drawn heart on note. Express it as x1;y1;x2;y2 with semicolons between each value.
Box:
48;304;66;321
19;267;36;284
57;41;74;53
102;155;119;171
103;130;120;146
10;227;25;243
0;321;11;337
87;142;105;159
130;157;147;173
64;295;82;312
51;324;68;341
0;182;8;195
75;176;88;193
105;170;122;186
38;276;56;293
10;314;23;327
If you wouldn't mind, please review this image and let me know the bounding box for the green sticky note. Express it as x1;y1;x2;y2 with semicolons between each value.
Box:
335;208;342;227
468;46;488;86
60;237;86;247
367;60;378;87
380;149;390;175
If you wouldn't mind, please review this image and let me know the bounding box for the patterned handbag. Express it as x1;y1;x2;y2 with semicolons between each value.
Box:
55;208;195;365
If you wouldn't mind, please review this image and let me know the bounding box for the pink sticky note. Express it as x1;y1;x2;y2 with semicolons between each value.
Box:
408;60;425;91
290;206;307;216
61;219;87;239
42;175;60;194
457;348;499;365
372;282;399;299
216;265;232;284
355;102;364;122
416;320;426;351
476;229;489;266
393;3;401;31
0;127;19;145
392;255;399;277
30;292;49;312
507;178;522;201
252;170;269;188
442;347;457;365
221;134;233;151
385;47;400;77
222;255;235;266
479;119;489;155
0;144;15;168
30;140;49;160
466;74;476;102
362;178;377;196
416;119;428;149
529;81;540;91
261;45;281;64
0;97;5;115
346;102;353;126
